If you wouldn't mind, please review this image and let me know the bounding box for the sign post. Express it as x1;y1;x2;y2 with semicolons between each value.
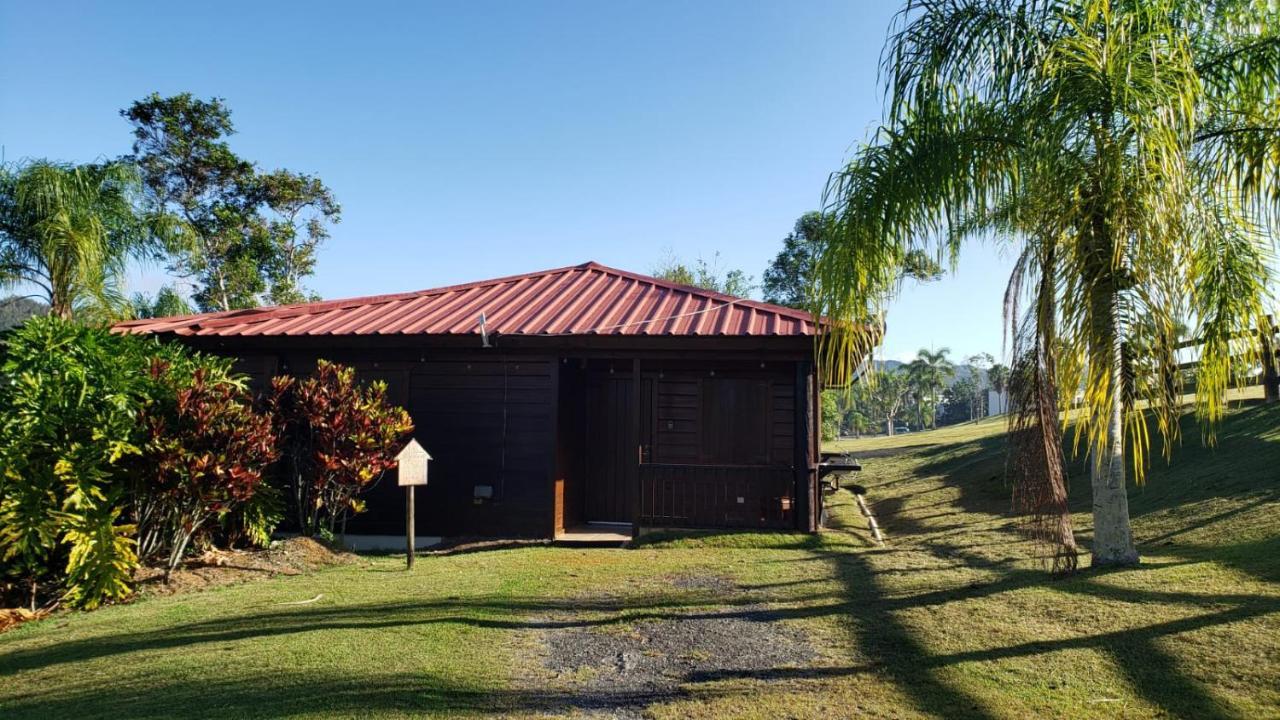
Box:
407;485;415;569
395;439;431;570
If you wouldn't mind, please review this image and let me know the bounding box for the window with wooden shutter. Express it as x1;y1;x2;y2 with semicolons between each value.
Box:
699;377;771;465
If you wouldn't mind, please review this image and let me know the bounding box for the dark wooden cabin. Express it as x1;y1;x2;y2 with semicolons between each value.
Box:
116;262;826;540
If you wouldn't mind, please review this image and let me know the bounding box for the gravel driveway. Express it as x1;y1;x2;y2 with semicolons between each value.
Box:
529;574;816;718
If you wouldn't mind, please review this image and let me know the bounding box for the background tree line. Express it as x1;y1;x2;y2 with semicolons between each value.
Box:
0;92;341;322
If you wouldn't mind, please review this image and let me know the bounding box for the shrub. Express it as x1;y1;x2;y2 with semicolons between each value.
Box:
220;481;284;549
270;360;413;537
0;316;284;607
0;318;148;609
135;359;278;579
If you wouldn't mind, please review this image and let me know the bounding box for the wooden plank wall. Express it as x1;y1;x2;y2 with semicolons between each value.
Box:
401;357;554;537
208;349;817;537
245;352;557;537
638;365;800;529
648;369;794;467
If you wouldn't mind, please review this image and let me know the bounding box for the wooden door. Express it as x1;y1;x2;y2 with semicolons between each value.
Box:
585;374;634;523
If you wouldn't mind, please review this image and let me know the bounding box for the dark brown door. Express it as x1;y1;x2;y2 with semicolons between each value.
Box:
585;374;633;523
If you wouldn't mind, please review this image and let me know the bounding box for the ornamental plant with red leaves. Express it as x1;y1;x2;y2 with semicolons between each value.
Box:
269;360;414;538
136;358;279;580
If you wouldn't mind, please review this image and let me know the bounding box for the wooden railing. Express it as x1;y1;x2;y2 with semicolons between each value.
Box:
638;464;795;529
1170;315;1279;402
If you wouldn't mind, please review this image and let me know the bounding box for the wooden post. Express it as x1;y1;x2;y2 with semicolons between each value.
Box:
631;357;641;539
1263;315;1278;404
795;359;815;531
810;363;820;530
406;485;415;570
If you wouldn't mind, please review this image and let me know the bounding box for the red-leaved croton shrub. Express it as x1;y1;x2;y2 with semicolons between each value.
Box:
136;358;279;580
268;360;414;538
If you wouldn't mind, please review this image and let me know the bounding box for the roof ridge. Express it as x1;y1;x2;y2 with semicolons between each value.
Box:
580;262;814;321
112;261;817;337
120;263;593;330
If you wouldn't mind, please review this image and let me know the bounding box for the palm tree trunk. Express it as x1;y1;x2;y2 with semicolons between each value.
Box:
1090;285;1139;567
50;274;73;320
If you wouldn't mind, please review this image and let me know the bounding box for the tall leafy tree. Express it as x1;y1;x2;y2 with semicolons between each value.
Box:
764;212;829;308
874;368;912;435
0;160;149;320
941;375;980;425
123;93;340;311
966;352;995;420
820;390;842;441
131;285;194;319
123;94;258;312
256;170;340;305
842;366;915;435
814;0;1280;568
764;211;942;309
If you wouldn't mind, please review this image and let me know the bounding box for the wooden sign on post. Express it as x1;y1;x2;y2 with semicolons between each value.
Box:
395;439;431;569
397;439;430;487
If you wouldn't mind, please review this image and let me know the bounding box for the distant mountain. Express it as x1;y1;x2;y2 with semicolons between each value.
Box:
874;358;987;388
0;297;47;330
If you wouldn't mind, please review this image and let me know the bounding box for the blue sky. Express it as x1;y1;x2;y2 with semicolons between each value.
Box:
0;0;1017;364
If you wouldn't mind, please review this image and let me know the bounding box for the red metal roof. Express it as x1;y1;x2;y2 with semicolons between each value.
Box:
114;262;817;339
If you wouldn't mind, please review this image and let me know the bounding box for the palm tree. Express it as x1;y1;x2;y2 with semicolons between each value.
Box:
0;160;148;320
907;348;954;429
988;364;1012;414
814;0;1278;569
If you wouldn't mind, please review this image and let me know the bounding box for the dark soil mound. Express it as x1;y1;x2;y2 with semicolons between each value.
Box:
134;537;358;597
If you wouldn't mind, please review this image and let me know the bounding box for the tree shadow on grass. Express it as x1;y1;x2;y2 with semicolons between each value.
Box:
4;541;1272;720
925;576;1278;720
821;497;1001;719
0;588;863;679
0;669;721;719
821;407;1280;719
887;402;1280;531
829;405;1280;719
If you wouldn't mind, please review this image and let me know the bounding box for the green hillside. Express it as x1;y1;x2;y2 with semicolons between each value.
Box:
825;399;1280;717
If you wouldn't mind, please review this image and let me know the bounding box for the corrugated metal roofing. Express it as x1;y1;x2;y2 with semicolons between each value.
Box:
114;262;818;339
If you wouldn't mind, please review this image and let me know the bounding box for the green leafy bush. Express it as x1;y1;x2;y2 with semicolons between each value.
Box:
0;319;416;610
220;481;284;549
0;317;284;606
269;360;413;537
0;318;148;609
134;359;279;579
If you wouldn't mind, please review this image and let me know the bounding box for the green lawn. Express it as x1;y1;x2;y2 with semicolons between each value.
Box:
2;403;1278;718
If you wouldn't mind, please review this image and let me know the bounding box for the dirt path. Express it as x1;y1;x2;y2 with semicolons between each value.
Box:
520;573;817;719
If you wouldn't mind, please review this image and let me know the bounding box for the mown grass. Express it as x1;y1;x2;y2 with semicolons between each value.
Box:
2;401;1277;718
